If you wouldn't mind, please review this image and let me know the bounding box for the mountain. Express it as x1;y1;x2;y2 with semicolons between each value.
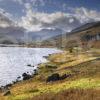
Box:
42;21;100;48
0;26;63;45
71;21;100;34
0;26;26;44
27;28;63;41
0;21;100;48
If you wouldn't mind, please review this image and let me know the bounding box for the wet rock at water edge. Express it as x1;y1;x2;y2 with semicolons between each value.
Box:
33;69;38;75
27;64;31;67
43;56;48;59
22;73;32;80
17;76;21;79
5;84;12;88
27;64;34;67
1;84;12;92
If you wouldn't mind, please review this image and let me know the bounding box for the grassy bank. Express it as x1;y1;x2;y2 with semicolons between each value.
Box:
0;49;100;100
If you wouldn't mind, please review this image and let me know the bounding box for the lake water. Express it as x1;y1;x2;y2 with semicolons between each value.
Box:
0;47;61;87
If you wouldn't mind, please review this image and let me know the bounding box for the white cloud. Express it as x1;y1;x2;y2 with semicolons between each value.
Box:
18;12;77;32
0;4;100;33
18;7;100;32
73;7;100;23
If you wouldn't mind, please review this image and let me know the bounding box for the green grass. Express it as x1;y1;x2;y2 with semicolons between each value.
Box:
8;78;100;100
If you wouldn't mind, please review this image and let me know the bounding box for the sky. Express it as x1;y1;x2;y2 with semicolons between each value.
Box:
0;0;100;40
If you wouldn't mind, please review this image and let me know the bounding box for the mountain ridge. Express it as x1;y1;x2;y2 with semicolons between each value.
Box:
42;21;100;48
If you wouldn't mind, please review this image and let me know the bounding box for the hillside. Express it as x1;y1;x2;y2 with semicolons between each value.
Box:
0;27;63;45
41;21;100;48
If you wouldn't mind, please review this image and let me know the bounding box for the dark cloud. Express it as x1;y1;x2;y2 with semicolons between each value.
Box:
0;8;14;27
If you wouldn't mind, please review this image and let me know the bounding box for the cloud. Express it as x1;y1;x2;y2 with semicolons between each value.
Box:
18;7;100;33
18;11;79;32
0;2;100;41
0;8;27;43
72;7;100;23
0;8;15;28
0;3;100;35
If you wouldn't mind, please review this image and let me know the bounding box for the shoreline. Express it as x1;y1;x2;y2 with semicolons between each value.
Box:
0;44;57;48
0;48;99;90
0;49;62;91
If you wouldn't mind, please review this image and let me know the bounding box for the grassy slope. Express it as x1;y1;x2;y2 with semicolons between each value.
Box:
31;88;100;100
0;49;100;100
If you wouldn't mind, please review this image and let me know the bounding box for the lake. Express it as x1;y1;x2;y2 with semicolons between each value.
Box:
0;47;61;87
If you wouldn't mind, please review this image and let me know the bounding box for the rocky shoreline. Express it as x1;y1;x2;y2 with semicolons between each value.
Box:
0;53;59;95
0;66;38;93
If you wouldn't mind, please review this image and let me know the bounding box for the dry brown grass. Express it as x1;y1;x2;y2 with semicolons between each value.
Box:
30;88;100;100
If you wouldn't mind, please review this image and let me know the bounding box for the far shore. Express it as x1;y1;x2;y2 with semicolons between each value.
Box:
0;44;56;48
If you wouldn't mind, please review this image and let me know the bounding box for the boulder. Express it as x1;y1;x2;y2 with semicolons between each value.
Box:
17;76;21;79
27;64;34;67
5;84;12;88
27;64;31;67
46;73;72;82
34;69;38;75
46;73;60;82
